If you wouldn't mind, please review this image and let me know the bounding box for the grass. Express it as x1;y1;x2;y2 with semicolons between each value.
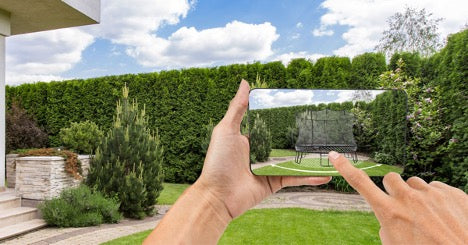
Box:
157;183;190;205
102;208;381;245
270;148;297;157
253;159;403;176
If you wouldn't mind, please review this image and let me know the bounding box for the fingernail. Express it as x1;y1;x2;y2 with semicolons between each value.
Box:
329;151;340;160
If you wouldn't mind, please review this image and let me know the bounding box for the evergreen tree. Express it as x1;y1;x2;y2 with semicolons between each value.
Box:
86;85;164;219
250;113;272;162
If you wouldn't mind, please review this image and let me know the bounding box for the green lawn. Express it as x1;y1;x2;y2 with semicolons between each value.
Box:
102;208;381;245
253;159;403;176
157;183;190;205
270;149;297;157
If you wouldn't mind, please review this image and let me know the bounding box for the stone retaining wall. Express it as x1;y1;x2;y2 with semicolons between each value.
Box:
6;154;18;188
7;154;91;200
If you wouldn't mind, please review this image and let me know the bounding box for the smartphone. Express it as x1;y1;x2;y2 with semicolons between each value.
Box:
248;89;407;177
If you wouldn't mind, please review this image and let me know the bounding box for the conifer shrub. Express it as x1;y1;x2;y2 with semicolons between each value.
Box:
249;113;272;162
86;85;164;219
6;100;48;153
39;185;121;227
59;120;103;154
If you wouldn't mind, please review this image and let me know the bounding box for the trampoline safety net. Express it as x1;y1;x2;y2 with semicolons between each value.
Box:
295;109;358;166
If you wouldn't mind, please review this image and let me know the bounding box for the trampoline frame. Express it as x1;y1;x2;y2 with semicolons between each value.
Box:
294;110;358;167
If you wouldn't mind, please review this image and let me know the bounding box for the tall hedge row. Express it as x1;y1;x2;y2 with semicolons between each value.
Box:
6;30;467;188
370;90;407;165
250;102;354;149
6;56;380;182
421;30;467;190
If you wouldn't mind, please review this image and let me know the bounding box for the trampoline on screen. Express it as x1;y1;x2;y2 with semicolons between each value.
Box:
247;89;407;177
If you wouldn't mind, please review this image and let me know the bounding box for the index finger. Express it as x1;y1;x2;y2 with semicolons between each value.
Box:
329;151;389;206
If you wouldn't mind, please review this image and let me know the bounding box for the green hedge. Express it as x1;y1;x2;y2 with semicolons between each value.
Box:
419;30;468;191
7;58;373;182
370;90;407;164
250;102;354;149
6;33;467;188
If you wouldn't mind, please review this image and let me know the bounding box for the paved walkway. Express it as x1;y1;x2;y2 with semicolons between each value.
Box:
2;191;371;245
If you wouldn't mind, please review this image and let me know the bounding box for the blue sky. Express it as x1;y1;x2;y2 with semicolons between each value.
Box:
5;0;468;85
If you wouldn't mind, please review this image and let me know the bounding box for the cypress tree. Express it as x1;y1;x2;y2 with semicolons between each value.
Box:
250;113;272;162
86;85;164;219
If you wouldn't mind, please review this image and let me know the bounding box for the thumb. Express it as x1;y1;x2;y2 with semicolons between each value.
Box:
267;176;332;193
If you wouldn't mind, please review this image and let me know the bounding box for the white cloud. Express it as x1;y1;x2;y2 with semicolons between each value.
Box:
317;0;468;57
6;29;94;85
84;0;192;46
6;0;283;84
86;0;279;68
291;33;301;39
272;52;325;66
126;21;279;68
250;89;315;109
312;26;334;37
296;22;303;28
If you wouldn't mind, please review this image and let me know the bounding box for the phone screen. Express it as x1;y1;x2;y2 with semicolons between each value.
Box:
248;89;407;177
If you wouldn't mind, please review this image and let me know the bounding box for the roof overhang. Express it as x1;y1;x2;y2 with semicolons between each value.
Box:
0;0;100;36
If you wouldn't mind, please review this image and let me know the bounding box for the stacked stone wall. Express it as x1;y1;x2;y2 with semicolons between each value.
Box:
7;154;91;200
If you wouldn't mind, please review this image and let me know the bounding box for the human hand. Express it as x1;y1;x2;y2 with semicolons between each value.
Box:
328;151;468;245
195;80;331;219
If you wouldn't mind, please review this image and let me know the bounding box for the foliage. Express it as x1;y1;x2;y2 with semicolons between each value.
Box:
39;185;121;227
251;73;269;89
18;148;82;179
376;7;443;58
373;152;396;165
389;52;423;78
326;177;355;193
59;120;104;154
249;113;272;162
5;58;379;182
369;90;407;165
250;103;354;149
286;58;313;87
86;85;164;219
350;52;387;88
6;100;48;153
379;58;449;184
351;106;375;153
313;56;351;88
5;33;468;189
429;30;468;191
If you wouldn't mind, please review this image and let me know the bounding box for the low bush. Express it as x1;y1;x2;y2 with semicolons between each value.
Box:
6;100;48;153
373;152;397;165
39;185;121;227
59;120;104;154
